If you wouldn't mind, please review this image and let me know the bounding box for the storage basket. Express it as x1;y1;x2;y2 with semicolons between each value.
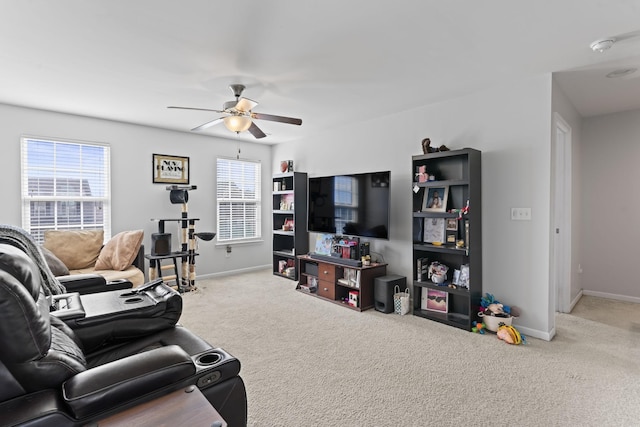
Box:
477;311;514;332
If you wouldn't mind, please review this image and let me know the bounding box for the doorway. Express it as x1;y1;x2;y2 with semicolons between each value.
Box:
552;112;572;313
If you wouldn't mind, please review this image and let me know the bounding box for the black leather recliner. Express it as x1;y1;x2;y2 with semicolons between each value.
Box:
0;242;247;426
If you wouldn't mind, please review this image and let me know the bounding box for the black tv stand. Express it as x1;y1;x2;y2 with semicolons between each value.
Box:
309;253;362;267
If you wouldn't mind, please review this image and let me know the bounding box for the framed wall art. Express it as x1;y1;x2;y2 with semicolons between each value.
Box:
423;217;445;243
153;154;189;184
422;186;448;212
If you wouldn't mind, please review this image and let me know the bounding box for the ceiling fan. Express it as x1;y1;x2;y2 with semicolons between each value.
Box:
168;84;302;139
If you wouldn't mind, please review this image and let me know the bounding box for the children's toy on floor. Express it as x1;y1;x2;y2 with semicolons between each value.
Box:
497;324;526;345
477;293;519;332
471;321;486;334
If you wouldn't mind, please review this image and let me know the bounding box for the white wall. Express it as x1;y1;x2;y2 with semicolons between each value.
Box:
274;75;555;339
581;109;640;301
0;103;273;277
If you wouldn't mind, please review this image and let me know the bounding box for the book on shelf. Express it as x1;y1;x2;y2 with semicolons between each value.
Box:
342;268;361;288
416;257;429;281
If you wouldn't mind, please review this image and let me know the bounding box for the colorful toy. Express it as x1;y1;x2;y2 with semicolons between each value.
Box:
480;293;511;315
471;320;486;334
496;324;526;345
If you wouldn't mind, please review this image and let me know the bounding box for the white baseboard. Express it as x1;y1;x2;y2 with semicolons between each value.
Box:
512;324;555;342
582;290;640;304
196;265;271;280
569;290;583;312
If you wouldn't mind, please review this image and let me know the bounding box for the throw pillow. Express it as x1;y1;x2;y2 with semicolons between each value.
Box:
94;229;144;271
43;230;104;270
40;246;70;276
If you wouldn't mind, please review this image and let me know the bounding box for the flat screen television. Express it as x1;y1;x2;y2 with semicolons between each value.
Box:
307;171;390;239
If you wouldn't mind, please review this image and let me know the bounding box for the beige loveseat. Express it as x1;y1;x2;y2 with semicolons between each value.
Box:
42;229;145;287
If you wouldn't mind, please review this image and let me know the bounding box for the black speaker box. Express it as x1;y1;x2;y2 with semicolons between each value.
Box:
151;233;171;256
374;275;407;314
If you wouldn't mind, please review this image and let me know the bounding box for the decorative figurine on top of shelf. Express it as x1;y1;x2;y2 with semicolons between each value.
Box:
421;138;450;154
280;160;294;173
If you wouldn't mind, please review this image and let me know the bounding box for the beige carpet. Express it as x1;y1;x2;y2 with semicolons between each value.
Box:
179;270;640;427
572;294;640;333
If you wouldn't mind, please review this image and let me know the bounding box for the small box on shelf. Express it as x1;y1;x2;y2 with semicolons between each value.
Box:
348;290;359;307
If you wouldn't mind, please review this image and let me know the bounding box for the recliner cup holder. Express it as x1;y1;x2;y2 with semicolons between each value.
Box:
196;351;223;366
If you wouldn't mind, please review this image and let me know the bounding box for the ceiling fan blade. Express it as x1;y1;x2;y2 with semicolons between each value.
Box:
235;97;258;113
168;106;225;113
251;112;302;126
248;122;267;139
191;117;225;132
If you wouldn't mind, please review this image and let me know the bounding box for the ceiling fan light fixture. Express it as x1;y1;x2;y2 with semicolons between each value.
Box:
223;115;252;133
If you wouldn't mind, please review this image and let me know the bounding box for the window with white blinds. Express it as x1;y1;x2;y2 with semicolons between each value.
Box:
20;137;111;243
216;157;261;242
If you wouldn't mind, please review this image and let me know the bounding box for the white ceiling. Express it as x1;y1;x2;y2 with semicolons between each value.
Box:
1;1;640;144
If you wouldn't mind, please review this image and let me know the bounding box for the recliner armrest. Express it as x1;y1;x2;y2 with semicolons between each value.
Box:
62;345;195;419
50;292;86;320
58;274;133;295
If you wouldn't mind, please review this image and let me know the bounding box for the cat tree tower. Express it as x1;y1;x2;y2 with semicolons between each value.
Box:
147;185;215;292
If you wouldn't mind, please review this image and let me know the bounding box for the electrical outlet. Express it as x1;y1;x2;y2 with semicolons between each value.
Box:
510;207;531;221
225;245;232;258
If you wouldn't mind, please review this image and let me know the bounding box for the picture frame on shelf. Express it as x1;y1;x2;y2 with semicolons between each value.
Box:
152;154;189;184
423;218;445;244
446;218;458;231
424;288;448;313
412;217;424;243
422;186;448;212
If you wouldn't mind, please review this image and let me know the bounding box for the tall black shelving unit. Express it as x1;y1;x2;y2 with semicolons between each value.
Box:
411;148;482;331
272;172;308;280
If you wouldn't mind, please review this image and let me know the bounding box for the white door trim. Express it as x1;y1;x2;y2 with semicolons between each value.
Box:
552;112;572;313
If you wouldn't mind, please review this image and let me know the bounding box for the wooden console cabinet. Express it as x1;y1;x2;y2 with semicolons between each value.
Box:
296;255;387;311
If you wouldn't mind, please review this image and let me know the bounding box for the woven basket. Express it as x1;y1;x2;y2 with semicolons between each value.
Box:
478;312;514;332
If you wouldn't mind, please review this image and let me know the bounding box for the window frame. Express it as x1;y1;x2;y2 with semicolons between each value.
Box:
215;157;262;244
20;136;111;243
